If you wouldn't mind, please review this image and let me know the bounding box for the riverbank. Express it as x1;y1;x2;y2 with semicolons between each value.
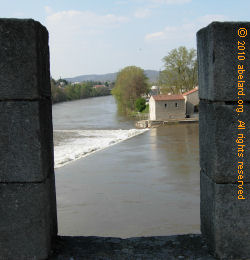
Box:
135;118;199;129
52;93;112;105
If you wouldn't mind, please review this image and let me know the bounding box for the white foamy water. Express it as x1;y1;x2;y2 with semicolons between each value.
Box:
54;129;148;168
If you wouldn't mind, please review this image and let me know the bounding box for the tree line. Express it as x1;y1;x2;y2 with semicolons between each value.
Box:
111;46;198;115
51;79;112;104
51;46;197;113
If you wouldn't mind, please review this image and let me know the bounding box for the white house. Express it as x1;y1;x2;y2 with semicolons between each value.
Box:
149;94;186;120
149;87;199;120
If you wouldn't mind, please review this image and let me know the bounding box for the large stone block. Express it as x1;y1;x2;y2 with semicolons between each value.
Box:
201;171;250;259
199;100;250;183
0;175;57;259
0;19;51;99
197;22;250;101
0;100;54;182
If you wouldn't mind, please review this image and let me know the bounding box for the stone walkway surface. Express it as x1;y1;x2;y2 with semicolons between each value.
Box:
49;234;216;260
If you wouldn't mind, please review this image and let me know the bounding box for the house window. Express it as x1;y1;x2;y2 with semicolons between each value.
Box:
165;103;167;108
175;103;178;107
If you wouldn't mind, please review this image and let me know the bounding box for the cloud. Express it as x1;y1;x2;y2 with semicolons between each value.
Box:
45;10;130;78
46;10;129;32
115;0;129;4
11;12;26;18
45;6;53;15
197;14;227;25
145;23;194;42
133;0;191;19
134;8;151;18
145;31;165;40
150;0;192;4
145;14;228;43
46;10;129;45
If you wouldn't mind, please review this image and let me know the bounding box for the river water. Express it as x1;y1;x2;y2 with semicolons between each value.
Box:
53;96;147;168
53;95;200;237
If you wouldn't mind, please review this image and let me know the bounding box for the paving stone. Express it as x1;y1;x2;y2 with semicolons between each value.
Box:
49;234;216;260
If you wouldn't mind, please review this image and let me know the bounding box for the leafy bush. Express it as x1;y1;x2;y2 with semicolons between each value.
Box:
135;97;146;112
142;104;149;113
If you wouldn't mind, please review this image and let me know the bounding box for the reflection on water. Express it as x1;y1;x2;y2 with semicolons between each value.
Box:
55;123;200;238
150;124;199;180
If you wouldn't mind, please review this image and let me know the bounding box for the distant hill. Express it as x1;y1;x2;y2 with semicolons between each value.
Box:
64;70;159;83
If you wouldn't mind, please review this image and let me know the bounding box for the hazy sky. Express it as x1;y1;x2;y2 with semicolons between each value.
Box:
1;0;250;79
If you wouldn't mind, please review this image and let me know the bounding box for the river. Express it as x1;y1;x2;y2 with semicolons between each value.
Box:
53;96;147;168
53;95;200;238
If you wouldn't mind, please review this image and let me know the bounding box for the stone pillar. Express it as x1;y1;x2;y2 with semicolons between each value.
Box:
197;22;250;259
0;19;57;259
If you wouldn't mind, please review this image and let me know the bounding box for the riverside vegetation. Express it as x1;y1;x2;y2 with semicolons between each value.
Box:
111;46;198;117
111;66;150;117
51;46;198;117
51;78;112;104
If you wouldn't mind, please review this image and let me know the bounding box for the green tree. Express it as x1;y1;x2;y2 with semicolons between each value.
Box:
112;66;149;114
64;84;81;100
51;79;67;103
135;97;146;112
159;46;198;94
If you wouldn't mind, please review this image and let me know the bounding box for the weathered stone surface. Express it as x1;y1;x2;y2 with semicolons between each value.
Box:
197;22;250;101
50;173;58;238
201;172;250;259
0;175;57;260
0;19;51;99
199;100;250;183
0;100;54;182
49;234;215;260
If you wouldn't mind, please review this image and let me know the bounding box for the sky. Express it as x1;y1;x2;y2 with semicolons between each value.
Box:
1;0;250;79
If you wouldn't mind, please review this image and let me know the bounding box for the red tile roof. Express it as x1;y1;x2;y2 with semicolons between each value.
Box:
182;87;198;96
152;94;184;101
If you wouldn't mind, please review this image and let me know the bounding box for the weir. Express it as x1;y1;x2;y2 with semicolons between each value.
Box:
0;18;249;259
